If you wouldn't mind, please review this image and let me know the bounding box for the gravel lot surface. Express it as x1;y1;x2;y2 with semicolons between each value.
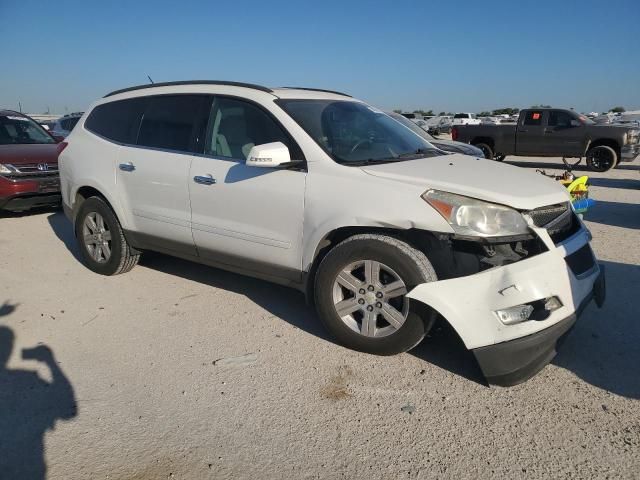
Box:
1;156;638;479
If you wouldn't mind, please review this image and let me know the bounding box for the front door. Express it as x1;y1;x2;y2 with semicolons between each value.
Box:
116;94;211;256
541;110;585;156
188;97;306;281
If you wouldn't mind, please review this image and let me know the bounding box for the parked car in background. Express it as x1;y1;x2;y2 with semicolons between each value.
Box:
60;81;605;386
388;112;483;156
50;112;83;138
0;110;64;212
452;112;481;126
453;108;640;172
424;116;453;135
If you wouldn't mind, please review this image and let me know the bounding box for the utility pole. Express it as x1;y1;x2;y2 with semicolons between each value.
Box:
18;101;22;112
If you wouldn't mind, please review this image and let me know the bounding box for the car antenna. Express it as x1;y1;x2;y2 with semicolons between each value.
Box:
147;75;154;84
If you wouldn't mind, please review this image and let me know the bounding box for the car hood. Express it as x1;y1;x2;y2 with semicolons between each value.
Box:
0;143;59;166
360;154;569;210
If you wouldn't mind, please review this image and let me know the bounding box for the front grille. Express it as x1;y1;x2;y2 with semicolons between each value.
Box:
548;212;581;244
4;162;58;177
526;202;570;227
565;244;596;276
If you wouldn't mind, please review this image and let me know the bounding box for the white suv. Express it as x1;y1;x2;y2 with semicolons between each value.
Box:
59;81;605;386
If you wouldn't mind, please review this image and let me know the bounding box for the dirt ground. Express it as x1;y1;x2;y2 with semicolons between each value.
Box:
1;155;638;479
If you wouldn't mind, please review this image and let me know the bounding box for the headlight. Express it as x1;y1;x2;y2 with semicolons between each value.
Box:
0;164;12;175
422;190;530;237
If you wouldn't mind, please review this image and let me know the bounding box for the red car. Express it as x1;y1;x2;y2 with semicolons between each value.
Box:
0;110;66;212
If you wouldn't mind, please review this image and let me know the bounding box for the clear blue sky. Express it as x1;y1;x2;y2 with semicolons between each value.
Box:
1;0;638;115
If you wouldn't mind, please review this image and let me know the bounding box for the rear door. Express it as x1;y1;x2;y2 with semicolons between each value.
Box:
188;96;306;281
515;110;546;155
542;110;584;156
116;94;211;255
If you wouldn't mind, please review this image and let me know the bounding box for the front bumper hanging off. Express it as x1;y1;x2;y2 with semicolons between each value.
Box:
473;266;605;386
407;225;605;386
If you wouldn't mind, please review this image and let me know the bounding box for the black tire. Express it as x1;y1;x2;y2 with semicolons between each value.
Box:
314;234;438;356
75;196;140;275
474;142;494;159
494;154;506;162
586;145;618;172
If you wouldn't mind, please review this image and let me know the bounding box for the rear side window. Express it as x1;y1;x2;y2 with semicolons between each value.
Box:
547;111;573;127
523;111;543;126
453;113;469;119
137;95;211;153
85;98;146;143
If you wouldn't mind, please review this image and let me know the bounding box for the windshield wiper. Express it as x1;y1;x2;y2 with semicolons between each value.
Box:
396;148;436;159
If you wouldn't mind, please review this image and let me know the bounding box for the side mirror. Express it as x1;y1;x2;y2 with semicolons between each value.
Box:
570;119;582;127
246;142;297;168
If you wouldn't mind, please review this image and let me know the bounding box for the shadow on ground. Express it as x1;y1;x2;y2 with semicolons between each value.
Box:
0;205;60;219
588;177;640;190
583;200;640;229
553;260;640;399
0;303;77;479
47;212;83;261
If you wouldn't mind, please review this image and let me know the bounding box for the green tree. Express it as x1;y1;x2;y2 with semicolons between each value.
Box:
438;111;446;116
478;111;492;117
530;104;552;109
610;106;625;113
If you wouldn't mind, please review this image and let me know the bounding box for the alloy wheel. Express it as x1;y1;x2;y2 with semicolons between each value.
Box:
332;260;409;338
82;212;112;263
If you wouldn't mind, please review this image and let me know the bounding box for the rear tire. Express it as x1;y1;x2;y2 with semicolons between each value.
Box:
586;145;618;172
75;196;140;275
314;234;438;355
474;142;494;159
494;154;506;162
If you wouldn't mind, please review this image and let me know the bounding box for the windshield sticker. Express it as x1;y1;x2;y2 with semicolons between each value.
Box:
532;113;541;120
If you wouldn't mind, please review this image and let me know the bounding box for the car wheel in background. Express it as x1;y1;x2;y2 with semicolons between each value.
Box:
474;142;494;159
586;145;618;172
314;234;437;355
75;196;140;275
494;154;506;161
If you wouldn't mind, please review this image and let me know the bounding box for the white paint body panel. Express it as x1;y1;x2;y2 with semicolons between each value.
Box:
189;155;305;274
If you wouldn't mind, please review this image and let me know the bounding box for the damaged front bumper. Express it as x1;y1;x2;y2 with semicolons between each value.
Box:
407;224;605;386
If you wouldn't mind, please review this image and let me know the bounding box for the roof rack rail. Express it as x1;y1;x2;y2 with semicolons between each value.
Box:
104;80;274;98
279;87;351;97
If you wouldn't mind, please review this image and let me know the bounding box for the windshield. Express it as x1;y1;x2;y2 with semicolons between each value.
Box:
0;114;55;145
278;100;442;164
387;112;435;140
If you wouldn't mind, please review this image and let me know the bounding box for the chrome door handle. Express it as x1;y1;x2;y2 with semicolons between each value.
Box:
119;162;135;172
194;174;216;185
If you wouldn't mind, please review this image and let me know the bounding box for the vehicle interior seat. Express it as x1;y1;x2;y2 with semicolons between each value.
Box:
216;111;254;160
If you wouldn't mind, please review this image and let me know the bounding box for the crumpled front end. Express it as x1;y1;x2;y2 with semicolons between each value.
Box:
407;213;605;386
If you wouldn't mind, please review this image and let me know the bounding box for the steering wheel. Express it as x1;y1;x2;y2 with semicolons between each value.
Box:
349;139;371;154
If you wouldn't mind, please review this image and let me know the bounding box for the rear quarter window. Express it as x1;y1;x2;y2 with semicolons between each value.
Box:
85;98;147;143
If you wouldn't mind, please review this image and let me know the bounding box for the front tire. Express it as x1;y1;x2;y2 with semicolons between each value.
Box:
75;196;140;275
314;234;438;355
586;145;618;172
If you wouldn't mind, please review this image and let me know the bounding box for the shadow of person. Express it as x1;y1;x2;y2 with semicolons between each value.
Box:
0;327;77;479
